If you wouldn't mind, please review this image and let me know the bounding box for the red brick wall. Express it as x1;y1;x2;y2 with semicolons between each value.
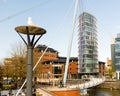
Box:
52;89;80;96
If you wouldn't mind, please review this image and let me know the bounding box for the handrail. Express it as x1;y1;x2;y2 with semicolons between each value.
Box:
68;78;105;89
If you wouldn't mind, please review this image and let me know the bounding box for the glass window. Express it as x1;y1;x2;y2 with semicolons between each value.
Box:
53;66;62;74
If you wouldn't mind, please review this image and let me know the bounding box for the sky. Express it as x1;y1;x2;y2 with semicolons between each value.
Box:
0;0;120;63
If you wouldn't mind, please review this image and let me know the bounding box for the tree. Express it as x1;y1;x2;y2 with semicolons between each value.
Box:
0;64;3;81
4;42;27;88
108;63;115;78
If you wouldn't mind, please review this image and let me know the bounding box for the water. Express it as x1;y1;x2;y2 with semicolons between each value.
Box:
88;88;120;96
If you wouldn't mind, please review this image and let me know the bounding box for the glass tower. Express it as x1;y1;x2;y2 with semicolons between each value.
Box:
78;12;98;76
111;33;120;79
114;34;120;71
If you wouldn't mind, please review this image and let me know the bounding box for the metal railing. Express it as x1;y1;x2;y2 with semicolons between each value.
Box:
67;77;105;89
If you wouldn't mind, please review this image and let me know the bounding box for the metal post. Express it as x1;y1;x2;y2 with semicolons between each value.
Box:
16;46;48;96
15;25;46;96
63;0;79;85
27;46;33;96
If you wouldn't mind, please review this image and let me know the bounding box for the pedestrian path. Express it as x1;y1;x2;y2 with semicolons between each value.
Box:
67;77;105;89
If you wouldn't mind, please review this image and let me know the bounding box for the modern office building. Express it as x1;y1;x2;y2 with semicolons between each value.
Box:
111;34;120;79
78;12;98;77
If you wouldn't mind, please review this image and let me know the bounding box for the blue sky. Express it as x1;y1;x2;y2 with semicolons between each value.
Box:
0;0;120;62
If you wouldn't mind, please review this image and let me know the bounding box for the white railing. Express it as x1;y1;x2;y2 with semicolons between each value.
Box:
68;77;105;89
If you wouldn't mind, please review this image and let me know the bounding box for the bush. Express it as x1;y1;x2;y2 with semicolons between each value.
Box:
2;85;11;90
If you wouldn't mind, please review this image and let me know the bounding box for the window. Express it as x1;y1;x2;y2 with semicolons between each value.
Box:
53;66;62;74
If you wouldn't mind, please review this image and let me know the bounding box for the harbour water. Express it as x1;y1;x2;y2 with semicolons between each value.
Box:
88;88;120;96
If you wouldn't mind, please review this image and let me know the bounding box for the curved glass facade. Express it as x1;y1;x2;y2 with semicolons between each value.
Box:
111;33;120;79
114;35;120;71
78;12;98;75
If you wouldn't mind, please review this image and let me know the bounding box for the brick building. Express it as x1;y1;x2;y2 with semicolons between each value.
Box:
34;45;78;83
105;58;112;74
33;45;59;78
98;61;105;77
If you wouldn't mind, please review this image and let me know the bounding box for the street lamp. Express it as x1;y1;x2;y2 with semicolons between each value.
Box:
15;25;46;96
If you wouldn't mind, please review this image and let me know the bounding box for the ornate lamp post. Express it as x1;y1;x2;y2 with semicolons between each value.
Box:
15;25;46;96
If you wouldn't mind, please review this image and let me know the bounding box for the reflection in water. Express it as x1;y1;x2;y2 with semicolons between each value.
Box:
88;88;120;96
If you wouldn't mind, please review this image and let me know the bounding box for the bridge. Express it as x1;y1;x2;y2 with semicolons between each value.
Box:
37;77;105;96
1;77;105;96
67;77;105;89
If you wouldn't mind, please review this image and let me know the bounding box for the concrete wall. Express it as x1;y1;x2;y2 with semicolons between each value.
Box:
97;81;120;90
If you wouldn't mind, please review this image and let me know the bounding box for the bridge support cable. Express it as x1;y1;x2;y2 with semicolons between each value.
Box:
0;0;52;23
16;46;49;96
63;0;79;86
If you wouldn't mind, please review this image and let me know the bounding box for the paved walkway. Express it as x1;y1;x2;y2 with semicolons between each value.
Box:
68;78;105;89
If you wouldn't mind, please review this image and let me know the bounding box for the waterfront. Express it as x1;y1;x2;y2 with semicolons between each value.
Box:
88;88;120;96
